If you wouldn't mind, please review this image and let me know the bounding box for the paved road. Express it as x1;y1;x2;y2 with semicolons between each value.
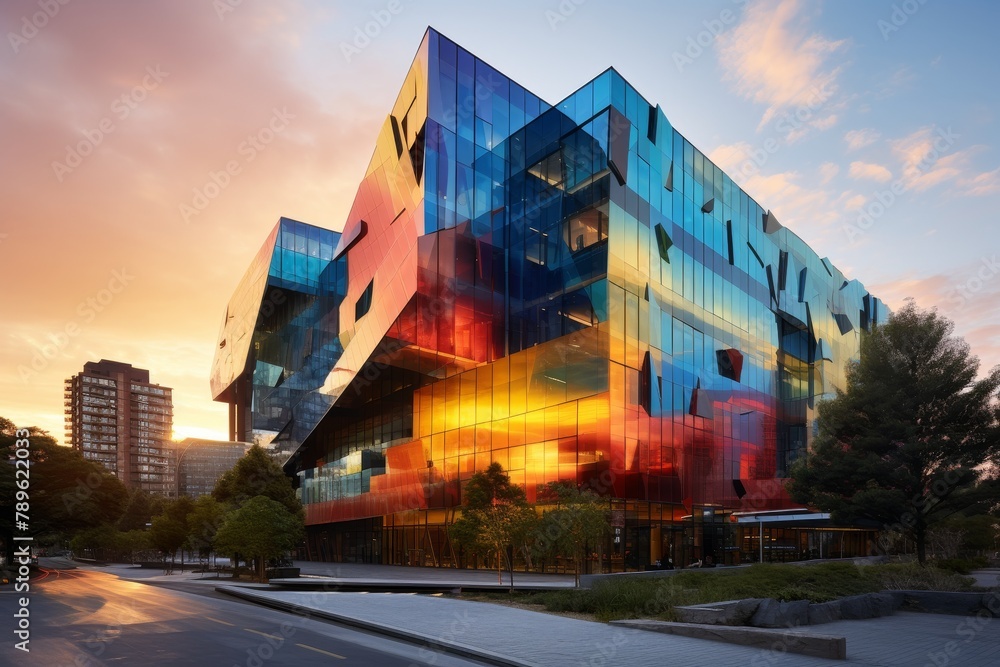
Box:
0;560;489;666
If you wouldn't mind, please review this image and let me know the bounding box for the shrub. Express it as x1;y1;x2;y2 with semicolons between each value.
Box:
519;561;976;620
933;557;989;576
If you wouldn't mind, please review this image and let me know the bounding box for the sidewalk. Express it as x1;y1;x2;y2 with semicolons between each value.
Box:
968;567;1000;589
217;586;1000;667
86;560;1000;666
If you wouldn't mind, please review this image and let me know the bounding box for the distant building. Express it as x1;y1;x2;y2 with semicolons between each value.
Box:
174;438;251;497
65;359;174;494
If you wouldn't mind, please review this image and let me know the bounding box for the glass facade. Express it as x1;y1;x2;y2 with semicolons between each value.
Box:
213;29;883;568
211;217;346;459
174;438;251;497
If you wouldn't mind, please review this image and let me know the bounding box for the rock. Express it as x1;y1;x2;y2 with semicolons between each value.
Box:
902;591;990;616
674;598;763;625
839;592;898;619
750;598;810;628
808;600;842;625
874;592;899;616
610;619;847;660
885;590;906;609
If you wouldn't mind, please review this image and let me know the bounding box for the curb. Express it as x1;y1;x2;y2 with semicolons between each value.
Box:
216;586;541;667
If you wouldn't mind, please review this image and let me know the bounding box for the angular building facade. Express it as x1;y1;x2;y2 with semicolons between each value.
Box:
213;29;884;568
66;359;174;495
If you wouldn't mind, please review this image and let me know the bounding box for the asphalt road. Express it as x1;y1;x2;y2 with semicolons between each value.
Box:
0;560;490;666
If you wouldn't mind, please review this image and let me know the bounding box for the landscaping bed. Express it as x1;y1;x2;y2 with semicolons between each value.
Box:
468;562;976;622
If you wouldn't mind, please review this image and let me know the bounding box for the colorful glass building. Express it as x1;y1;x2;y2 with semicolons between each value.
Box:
212;28;884;569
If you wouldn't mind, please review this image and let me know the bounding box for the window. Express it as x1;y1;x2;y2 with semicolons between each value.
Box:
355;279;374;321
563;205;608;252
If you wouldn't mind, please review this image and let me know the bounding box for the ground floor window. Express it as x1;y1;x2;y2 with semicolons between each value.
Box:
303;507;876;571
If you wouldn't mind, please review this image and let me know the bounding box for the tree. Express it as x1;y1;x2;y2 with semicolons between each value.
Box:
536;482;611;587
1;420;127;565
212;444;301;515
788;301;1000;564
187;495;228;561
214;496;304;582
117;488;163;532
450;462;536;585
70;524;122;561
149;497;195;567
939;514;1000;555
118;529;151;563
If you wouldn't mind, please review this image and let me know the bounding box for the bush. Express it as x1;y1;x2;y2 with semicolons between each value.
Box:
933;557;989;575
861;563;975;591
519;561;977;620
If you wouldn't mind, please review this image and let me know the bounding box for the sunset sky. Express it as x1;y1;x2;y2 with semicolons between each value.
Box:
3;0;998;444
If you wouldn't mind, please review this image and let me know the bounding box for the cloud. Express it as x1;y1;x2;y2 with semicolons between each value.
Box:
811;114;839;131
818;162;839;184
785;113;839;144
842;193;866;210
870;269;1000;377
889;126;996;195
0;0;392;441
718;0;845;129
848;161;893;182
707;142;843;239
844;128;880;151
958;167;1000;197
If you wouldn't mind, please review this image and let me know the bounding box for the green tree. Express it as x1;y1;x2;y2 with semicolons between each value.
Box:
536;482;611;587
69;524;122;561
149;516;186;566
944;514;1000;554
450;462;536;585
187;495;228;560
119;529;151;563
117;488;163;532
149;497;195;567
1;420;127;565
212;444;301;515
214;496;304;581
788;301;1000;564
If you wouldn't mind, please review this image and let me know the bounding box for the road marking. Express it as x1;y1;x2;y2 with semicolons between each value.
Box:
206;616;235;627
244;628;283;640
296;643;346;659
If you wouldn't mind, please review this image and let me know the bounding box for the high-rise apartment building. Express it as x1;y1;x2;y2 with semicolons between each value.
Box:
212;29;885;568
65;359;174;494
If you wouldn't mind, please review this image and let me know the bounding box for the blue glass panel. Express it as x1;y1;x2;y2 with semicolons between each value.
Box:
456;163;473;221
475;117;492;149
524;91;539;121
593;70;611;111
474;60;495;123
436;72;457;133
611;71;626;112
492;95;509;142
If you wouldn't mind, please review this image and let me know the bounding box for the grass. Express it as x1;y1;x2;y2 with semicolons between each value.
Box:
496;562;976;622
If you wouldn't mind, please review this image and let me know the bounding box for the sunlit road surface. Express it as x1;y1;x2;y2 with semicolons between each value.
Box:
0;561;489;666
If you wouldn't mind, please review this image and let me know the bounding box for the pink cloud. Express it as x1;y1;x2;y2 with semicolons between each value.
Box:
0;1;392;440
871;270;1000;377
718;0;845;129
848;161;893;182
844;128;880;151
